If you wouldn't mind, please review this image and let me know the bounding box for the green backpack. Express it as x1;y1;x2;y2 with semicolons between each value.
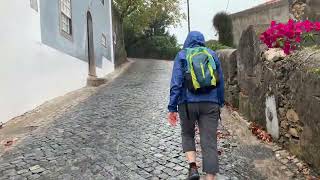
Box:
184;47;220;94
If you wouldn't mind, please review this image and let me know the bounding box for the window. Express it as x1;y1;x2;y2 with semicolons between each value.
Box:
101;0;104;5
60;0;72;38
102;34;107;47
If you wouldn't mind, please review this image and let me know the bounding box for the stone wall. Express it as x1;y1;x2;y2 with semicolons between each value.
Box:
217;25;320;172
230;0;320;47
112;6;127;68
217;49;239;108
230;0;290;47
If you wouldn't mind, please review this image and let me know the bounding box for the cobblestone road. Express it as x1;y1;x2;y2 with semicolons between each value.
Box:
0;59;316;180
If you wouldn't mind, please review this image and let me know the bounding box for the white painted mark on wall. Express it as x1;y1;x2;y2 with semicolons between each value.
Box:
265;95;280;139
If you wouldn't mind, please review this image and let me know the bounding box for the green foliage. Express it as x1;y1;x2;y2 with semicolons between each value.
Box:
114;0;184;28
127;35;180;60
112;0;184;59
112;0;144;22
206;40;230;51
213;12;234;47
120;0;184;59
311;68;320;75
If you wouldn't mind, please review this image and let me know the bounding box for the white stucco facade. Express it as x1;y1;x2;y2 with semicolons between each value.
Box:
0;0;115;123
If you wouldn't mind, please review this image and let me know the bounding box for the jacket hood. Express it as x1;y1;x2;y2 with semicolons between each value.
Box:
183;31;206;49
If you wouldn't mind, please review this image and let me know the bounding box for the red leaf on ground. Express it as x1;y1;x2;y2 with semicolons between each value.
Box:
217;130;230;140
217;130;223;139
249;123;272;143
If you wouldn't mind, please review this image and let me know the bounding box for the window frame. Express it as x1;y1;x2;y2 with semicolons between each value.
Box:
59;0;73;41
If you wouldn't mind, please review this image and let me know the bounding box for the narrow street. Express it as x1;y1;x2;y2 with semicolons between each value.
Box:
0;59;314;180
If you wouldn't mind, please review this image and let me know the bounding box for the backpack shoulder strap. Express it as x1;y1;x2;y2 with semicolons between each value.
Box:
184;48;194;72
177;49;188;73
202;48;217;70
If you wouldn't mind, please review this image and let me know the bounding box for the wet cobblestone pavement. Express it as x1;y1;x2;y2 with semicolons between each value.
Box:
0;59;317;180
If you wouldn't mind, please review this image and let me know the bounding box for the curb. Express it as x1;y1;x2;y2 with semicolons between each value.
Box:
86;59;134;88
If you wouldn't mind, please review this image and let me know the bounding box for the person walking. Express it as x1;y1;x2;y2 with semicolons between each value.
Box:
167;31;224;180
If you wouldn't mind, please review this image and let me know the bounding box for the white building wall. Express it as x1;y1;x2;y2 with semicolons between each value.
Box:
0;0;114;124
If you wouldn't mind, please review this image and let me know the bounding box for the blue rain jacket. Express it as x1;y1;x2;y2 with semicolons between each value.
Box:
168;31;225;112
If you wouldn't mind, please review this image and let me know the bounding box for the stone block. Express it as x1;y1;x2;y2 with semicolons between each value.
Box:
227;85;240;108
289;128;299;138
286;109;299;123
239;92;250;120
86;77;107;87
238;25;262;78
263;48;286;62
217;49;240;108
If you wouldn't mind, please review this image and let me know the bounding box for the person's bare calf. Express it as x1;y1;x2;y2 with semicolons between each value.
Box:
205;174;216;180
186;151;196;163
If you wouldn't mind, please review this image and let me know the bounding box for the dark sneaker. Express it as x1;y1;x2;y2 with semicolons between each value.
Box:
188;167;200;180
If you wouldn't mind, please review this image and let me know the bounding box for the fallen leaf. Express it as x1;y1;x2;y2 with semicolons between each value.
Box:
287;155;295;161
249;123;272;143
298;163;310;174
302;167;310;175
305;175;318;180
217;130;230;140
4;140;13;147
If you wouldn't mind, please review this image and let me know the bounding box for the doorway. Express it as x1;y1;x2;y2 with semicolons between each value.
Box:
87;12;96;77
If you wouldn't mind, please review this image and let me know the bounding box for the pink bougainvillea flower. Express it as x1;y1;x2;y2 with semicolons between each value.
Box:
286;29;295;39
295;36;301;43
260;19;320;55
314;22;320;31
271;20;277;27
296;21;304;29
283;41;291;55
288;19;295;25
287;19;295;29
302;20;314;32
295;27;302;36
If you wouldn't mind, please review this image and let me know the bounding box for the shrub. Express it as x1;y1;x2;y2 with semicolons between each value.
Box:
206;40;230;51
127;35;180;60
213;12;234;47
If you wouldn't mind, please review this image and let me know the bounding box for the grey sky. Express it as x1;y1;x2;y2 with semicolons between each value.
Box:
169;0;266;44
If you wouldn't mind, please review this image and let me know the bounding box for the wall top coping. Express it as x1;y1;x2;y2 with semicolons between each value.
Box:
230;0;288;18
